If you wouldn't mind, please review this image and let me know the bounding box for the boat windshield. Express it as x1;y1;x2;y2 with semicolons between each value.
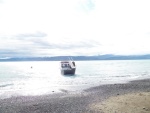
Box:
61;63;70;68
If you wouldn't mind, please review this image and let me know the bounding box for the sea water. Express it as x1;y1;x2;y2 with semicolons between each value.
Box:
0;60;150;98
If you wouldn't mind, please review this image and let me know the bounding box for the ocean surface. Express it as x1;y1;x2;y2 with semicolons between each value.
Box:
0;60;150;99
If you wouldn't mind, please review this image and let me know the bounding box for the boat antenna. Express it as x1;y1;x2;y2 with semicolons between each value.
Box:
69;57;73;61
68;57;71;60
71;57;74;61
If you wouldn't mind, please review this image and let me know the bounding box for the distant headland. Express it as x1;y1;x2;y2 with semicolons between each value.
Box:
1;54;150;61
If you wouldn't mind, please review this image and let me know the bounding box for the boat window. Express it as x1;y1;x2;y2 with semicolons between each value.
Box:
61;64;66;67
61;63;71;68
64;64;67;67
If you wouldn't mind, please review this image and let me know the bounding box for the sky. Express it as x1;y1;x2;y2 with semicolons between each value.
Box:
0;0;150;58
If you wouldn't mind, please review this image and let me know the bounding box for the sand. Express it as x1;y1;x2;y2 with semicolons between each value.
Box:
91;92;150;113
1;79;150;113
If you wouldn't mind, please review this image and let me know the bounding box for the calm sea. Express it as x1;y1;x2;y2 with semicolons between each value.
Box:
0;60;150;98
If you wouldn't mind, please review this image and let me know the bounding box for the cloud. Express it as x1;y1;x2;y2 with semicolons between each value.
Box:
0;31;102;57
78;0;95;12
1;0;150;57
16;32;47;38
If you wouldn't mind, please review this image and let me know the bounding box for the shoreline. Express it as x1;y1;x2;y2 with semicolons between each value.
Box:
1;79;150;113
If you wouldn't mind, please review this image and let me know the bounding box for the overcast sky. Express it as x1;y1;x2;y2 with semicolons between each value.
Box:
0;0;150;58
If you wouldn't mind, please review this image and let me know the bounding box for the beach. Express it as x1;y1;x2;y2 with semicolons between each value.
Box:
91;92;150;113
1;79;150;113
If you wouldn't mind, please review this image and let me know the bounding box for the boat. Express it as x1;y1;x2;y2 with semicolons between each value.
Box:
60;60;76;75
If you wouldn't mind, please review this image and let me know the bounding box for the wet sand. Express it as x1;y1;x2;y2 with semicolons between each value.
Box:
1;79;150;113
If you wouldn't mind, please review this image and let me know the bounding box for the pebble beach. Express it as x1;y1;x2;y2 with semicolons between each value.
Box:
1;79;150;113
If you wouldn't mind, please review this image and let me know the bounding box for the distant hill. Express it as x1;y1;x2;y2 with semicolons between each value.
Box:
1;54;150;61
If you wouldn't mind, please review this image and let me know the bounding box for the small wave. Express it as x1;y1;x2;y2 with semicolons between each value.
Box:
0;83;14;88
